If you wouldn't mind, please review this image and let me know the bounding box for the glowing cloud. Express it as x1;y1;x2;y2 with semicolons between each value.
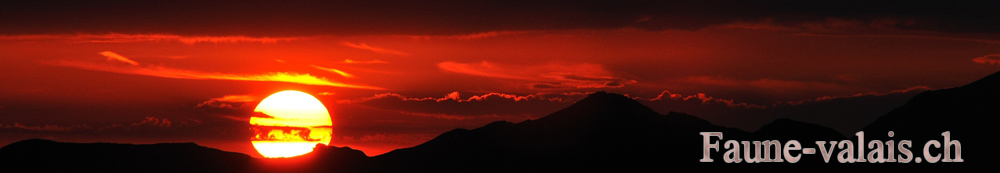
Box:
0;33;301;44
448;31;533;40
341;41;408;55
1;116;177;132
50;53;382;89
631;90;767;109
197;95;257;109
343;59;389;64
311;65;355;77
973;54;1000;65
339;91;569;104
130;117;172;127
99;51;139;66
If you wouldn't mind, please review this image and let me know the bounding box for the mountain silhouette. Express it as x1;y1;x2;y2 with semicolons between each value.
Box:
0;139;253;172
751;118;847;164
255;144;373;172
861;71;1000;169
3;71;999;172
372;92;753;172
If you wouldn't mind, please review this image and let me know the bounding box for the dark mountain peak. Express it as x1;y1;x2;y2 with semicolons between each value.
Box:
535;91;659;124
374;91;754;172
311;144;368;158
573;91;640;108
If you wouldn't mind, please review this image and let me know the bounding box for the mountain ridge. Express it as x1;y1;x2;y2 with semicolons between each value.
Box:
3;71;999;171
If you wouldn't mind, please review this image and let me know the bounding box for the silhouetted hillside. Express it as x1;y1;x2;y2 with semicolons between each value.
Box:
4;71;999;172
0;139;252;172
752;118;847;164
754;118;846;141
256;144;373;172
373;92;752;172
862;71;1000;170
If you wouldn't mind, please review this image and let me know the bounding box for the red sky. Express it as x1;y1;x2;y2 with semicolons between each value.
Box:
2;1;1000;157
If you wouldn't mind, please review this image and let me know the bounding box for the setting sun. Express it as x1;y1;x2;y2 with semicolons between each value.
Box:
250;90;333;158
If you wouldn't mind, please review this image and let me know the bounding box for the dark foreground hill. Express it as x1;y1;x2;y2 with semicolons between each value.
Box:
0;139;253;172
3;71;999;172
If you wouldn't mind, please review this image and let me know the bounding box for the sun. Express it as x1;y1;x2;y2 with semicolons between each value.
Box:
250;90;333;158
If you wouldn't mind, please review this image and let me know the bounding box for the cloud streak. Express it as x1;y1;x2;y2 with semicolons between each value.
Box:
311;65;355;77
341;42;407;55
99;51;139;65
973;54;1000;65
49;53;382;89
342;59;388;64
197;95;257;109
130;117;172;127
1;116;175;132
0;33;301;44
631;90;768;109
438;61;636;89
339;91;572;104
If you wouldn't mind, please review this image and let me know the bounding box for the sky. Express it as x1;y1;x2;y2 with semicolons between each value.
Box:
2;0;1000;157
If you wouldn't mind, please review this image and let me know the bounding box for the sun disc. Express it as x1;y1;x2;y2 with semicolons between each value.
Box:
250;90;332;158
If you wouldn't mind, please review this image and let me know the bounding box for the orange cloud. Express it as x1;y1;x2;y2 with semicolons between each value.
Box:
49;53;382;89
311;65;355;78
631;90;767;109
339;91;568;104
0;33;301;44
130;117;172;127
197;95;257;109
343;59;389;64
1;116;177;132
99;51;139;65
438;61;636;89
406;31;538;40
341;41;407;55
449;31;533;40
0;122;92;131
973;54;1000;65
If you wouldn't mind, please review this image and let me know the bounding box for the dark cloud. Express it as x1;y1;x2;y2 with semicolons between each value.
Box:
2;0;998;36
